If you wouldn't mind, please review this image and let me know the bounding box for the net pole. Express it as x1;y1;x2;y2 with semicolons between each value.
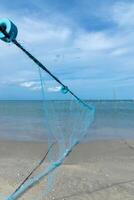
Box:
0;28;93;111
0;28;95;200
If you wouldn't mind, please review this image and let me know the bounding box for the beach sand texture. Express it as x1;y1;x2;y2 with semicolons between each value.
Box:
1;139;134;200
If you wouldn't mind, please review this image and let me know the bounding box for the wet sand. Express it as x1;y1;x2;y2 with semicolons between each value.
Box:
1;139;134;199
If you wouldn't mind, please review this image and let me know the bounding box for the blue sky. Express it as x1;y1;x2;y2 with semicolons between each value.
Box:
0;0;134;99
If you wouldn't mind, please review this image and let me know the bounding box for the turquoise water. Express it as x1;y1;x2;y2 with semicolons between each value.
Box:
0;100;134;141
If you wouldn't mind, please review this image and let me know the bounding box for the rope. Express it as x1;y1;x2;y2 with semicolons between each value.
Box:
11;142;55;197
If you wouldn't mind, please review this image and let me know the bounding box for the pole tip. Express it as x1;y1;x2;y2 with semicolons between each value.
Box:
0;18;18;43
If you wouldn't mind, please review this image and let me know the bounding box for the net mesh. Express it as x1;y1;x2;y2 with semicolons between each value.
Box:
4;65;95;200
24;66;94;200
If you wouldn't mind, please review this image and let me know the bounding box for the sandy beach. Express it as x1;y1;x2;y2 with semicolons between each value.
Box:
1;139;134;200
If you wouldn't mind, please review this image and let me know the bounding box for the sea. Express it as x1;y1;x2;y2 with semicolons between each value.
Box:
0;100;134;141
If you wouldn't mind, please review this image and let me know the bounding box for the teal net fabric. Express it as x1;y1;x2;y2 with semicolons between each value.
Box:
5;66;95;200
38;67;95;198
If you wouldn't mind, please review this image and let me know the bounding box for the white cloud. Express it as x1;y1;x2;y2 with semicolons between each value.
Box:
19;81;61;92
18;17;71;45
110;47;129;56
20;81;41;90
113;2;134;28
74;31;117;51
20;81;36;88
30;86;41;91
47;86;61;92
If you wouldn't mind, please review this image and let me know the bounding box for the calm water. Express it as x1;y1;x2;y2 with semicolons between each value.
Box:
0;100;134;141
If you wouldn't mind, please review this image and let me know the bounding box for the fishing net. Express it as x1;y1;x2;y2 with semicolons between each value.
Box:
0;63;95;200
5;67;95;200
35;67;95;199
0;19;95;200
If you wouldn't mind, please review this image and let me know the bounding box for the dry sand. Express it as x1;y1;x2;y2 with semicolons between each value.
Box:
1;139;134;199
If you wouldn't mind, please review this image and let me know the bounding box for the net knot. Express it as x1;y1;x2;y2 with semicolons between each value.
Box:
61;86;69;94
